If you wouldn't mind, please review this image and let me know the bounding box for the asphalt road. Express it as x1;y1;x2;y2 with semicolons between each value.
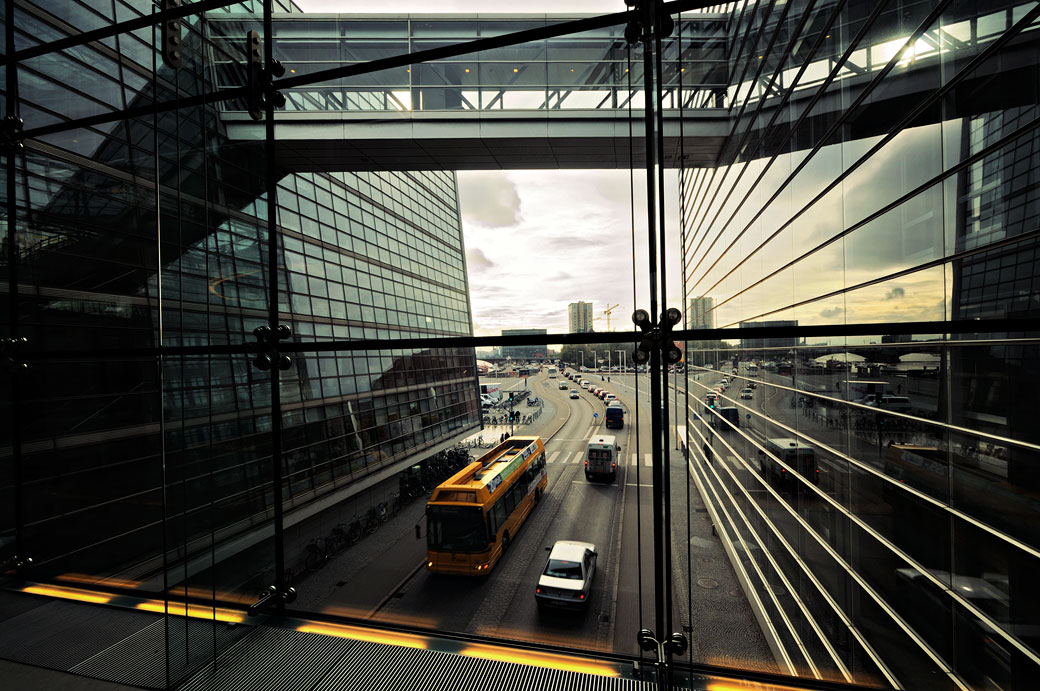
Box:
302;369;774;671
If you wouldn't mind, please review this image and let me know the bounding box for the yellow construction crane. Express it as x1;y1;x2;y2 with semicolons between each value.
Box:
603;303;620;331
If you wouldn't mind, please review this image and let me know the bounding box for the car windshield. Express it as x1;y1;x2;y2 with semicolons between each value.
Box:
544;558;583;579
427;505;487;552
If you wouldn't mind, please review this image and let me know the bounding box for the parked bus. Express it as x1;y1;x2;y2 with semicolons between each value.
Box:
758;437;818;486
426;436;547;575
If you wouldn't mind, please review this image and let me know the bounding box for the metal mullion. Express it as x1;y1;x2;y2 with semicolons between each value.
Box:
0;0;241;66
707;116;1040;322
256;0;288;612
686;0;835;263
16;316;1040;362
687;0;968;298
19;0;720;143
685;0;870;295
684;0;898;294
5;0;26;580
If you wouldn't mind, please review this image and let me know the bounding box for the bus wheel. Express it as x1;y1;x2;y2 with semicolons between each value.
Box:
502;532;511;552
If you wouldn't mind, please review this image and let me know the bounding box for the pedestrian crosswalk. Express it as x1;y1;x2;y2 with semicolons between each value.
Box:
546;450;578;464
625;453;653;467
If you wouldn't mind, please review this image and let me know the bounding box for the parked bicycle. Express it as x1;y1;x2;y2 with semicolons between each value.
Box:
304;537;330;571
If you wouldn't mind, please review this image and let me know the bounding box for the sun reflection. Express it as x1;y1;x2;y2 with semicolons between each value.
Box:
297;623;428;649
23;584;112;604
457;644;617;677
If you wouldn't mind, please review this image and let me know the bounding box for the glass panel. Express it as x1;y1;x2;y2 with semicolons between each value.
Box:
4;1;1040;689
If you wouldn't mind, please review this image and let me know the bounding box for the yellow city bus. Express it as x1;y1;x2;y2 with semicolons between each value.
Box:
426;436;547;576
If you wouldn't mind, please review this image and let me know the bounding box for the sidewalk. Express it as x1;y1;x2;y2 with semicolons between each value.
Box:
669;433;779;674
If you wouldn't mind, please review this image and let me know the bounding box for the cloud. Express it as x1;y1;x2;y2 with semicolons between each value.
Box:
884;287;905;300
819;306;844;318
458;172;522;228
466;248;495;272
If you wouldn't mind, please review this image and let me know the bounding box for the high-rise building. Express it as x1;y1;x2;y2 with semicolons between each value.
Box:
687;296;715;330
1;0;478;634
568;301;594;333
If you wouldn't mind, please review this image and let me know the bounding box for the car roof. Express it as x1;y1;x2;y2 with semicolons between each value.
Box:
548;540;596;561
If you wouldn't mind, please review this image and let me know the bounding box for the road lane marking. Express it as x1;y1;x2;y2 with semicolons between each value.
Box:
644;453;653;467
547;450;560;464
631;453;637;467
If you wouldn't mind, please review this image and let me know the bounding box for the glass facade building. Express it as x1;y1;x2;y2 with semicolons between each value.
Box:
681;1;1040;689
0;2;1038;691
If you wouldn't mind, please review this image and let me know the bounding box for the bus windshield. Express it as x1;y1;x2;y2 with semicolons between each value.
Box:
427;505;487;552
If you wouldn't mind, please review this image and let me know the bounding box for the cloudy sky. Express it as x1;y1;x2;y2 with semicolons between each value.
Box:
457;170;684;336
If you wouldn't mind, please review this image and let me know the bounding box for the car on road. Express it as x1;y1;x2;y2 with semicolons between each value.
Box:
740;388;753;399
535;540;598;610
604;393;617;403
597;389;608;400
569;390;579;399
559;381;568;389
748;381;757;389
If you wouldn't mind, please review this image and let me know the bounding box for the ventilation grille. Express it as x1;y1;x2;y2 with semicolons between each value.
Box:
178;627;658;691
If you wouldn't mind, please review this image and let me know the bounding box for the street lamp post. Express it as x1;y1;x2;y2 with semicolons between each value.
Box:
580;351;584;372
592;350;598;377
615;349;625;375
607;350;611;382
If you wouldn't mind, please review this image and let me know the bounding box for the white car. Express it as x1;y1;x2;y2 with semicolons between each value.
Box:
569;390;579;399
559;381;568;389
535;540;597;610
604;393;617;403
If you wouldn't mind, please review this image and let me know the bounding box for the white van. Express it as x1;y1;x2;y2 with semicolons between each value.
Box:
878;395;912;412
585;435;620;482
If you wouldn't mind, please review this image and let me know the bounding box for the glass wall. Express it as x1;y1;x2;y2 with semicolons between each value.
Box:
681;1;1040;689
0;1;1037;690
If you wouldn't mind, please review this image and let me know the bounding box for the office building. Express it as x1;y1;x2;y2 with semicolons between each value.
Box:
499;329;549;361
568;301;594;333
681;2;1039;689
0;0;479;679
687;296;715;331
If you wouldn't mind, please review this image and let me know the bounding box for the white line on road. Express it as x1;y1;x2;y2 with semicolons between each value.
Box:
631;452;637;467
644;453;653;467
547;450;560;464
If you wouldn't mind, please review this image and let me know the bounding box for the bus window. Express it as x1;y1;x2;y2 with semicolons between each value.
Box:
427;505;487;552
